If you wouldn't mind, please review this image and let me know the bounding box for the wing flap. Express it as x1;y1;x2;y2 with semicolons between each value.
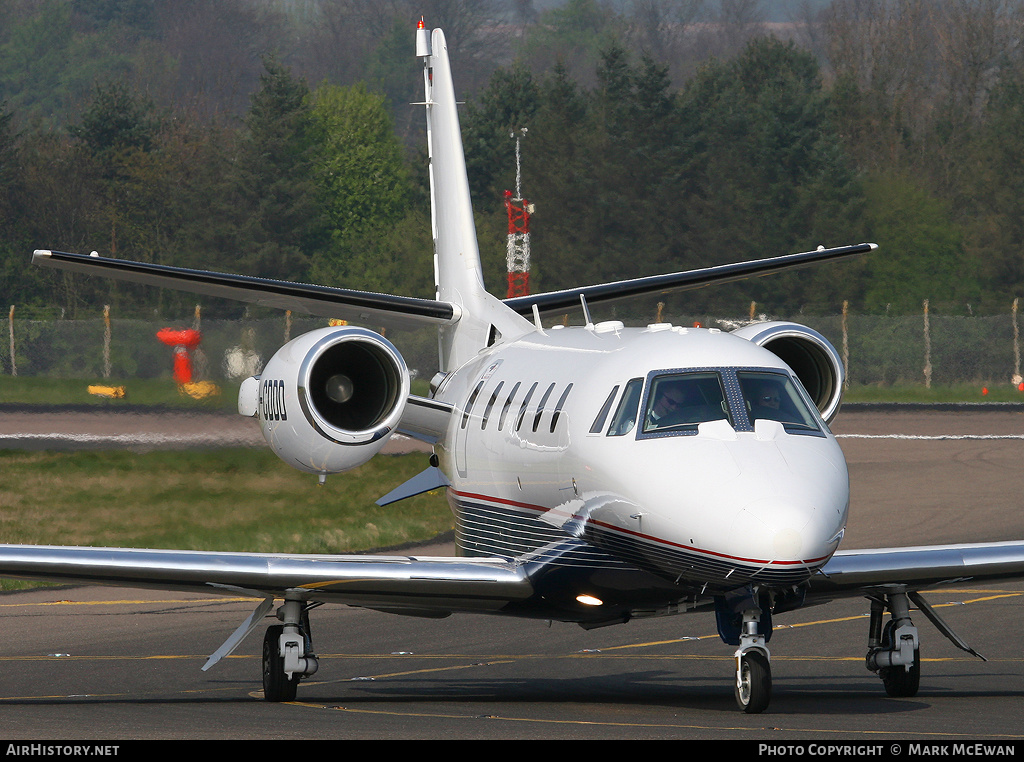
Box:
0;544;531;613
33;250;459;330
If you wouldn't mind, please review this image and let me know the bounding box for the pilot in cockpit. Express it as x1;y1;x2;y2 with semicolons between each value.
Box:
749;379;787;423
646;380;690;430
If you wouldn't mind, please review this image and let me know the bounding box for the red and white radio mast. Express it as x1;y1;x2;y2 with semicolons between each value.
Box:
505;128;532;298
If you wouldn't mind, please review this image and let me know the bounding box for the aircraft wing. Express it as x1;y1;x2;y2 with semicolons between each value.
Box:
32;250;460;331
0;544;531;614
505;243;876;317
806;540;1024;600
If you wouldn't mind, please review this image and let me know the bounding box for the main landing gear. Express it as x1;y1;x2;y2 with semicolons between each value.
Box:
262;599;320;702
865;592;920;697
864;589;986;698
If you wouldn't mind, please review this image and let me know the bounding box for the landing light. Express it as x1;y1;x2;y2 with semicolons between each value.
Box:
576;594;603;606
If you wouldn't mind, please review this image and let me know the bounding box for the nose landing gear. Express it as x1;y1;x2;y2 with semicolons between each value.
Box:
718;590;773;713
734;607;772;713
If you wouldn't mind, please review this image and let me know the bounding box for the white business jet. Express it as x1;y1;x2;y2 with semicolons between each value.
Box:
8;24;1024;713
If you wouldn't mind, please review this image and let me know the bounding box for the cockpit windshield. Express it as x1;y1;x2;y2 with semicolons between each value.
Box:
629;368;823;439
642;372;731;434
737;371;820;432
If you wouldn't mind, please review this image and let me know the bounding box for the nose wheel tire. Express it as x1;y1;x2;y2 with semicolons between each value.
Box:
735;650;772;713
263;625;299;702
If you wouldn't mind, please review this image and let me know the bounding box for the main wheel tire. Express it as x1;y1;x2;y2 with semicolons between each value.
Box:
735;650;772;714
263;625;299;702
879;621;920;698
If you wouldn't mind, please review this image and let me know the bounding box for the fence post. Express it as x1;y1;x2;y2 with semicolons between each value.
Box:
1013;298;1021;386
7;305;15;376
923;299;932;389
103;305;111;379
842;300;849;389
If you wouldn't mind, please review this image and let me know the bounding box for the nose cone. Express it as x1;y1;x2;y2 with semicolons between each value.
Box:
732;493;844;567
591;426;849;588
710;435;849;583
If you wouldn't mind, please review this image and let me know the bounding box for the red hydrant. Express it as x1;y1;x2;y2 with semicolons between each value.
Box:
156;328;202;385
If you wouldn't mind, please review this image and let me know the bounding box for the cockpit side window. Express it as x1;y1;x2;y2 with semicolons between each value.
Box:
738;371;820;433
642;372;730;434
589;385;619;434
606;378;644;437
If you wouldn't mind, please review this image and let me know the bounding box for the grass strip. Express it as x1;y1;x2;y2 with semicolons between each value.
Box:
0;448;453;591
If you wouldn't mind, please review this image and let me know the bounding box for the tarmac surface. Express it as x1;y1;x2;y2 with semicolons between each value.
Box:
1;406;1023;741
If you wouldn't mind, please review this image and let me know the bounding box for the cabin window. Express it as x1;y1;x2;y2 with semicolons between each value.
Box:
549;384;574;433
498;381;521;431
481;381;504;429
515;382;538;432
642;372;730;434
606;378;644;437
590;386;619;434
461;380;485;429
737;371;820;434
532;383;556;432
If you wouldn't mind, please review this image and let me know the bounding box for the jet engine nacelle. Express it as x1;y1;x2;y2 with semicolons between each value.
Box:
238;326;410;475
731;321;844;423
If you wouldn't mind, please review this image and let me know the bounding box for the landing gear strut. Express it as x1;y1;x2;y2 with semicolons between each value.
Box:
717;591;773;713
262;598;319;702
863;589;987;699
734;606;772;713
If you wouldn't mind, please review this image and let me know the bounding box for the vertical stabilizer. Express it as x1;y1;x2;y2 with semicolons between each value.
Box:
420;27;531;371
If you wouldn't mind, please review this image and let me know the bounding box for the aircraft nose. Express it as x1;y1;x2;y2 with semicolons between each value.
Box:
732;493;843;565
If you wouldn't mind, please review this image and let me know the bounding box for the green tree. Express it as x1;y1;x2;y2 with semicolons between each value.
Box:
462;63;540;207
961;71;1024;310
516;0;622;85
676;37;864;312
71;0;157;34
235;56;325;282
307;82;411;292
860;172;970;314
70;81;161;163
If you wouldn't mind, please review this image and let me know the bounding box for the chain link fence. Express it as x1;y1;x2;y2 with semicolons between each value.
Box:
2;308;1021;387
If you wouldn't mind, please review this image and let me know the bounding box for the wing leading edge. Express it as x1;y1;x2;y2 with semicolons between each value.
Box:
808;540;1024;600
505;243;876;317
0;544;532;613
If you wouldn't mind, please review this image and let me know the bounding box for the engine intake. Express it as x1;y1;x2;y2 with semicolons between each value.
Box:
731;321;844;423
239;326;410;475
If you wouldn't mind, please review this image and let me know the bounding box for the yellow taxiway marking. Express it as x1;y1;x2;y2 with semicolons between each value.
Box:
0;596;254;608
281;703;1024;738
